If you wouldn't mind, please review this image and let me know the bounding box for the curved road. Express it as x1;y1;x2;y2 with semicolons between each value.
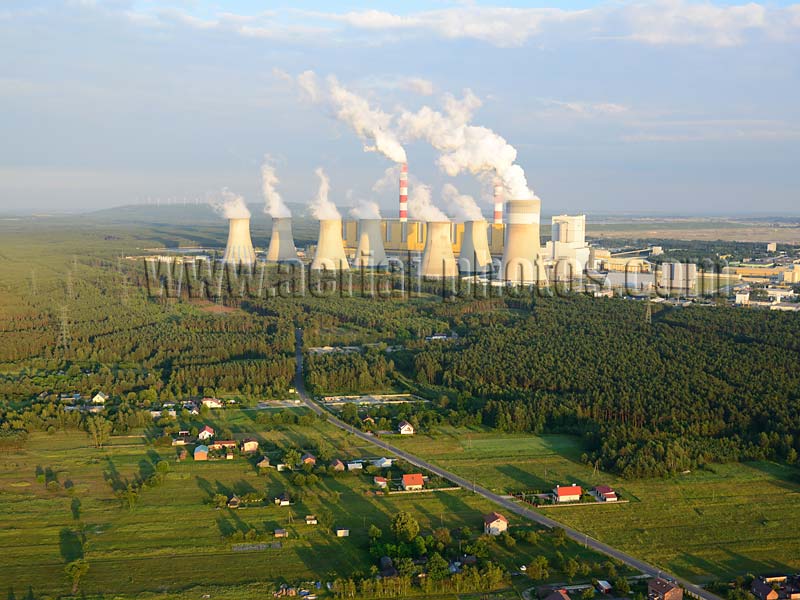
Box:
293;328;719;600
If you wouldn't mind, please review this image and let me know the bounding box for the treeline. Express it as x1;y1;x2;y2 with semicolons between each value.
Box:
408;295;800;477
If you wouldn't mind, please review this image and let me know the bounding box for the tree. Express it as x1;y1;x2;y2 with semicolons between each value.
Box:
86;416;112;448
528;555;550;580
64;559;89;593
368;524;383;541
283;448;301;467
391;512;420;543
428;552;450;581
564;557;579;581
433;527;451;547
613;576;630;596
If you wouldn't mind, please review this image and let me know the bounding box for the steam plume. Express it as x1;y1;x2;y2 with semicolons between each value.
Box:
310;168;341;220
399;90;534;199
441;183;483;221
260;157;291;218
296;71;407;164
408;184;448;222
211;189;250;219
349;199;382;220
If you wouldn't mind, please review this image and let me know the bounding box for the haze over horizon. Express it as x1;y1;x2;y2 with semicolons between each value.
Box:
1;0;799;216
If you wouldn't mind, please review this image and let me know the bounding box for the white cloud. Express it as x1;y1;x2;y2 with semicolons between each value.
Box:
56;1;800;48
622;118;800;142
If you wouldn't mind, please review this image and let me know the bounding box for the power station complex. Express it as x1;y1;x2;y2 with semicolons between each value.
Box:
220;166;595;283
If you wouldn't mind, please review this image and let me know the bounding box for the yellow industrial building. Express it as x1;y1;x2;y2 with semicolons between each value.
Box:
342;219;505;256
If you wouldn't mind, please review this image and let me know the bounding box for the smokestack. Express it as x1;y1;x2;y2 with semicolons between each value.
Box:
354;219;388;268
458;220;492;275
493;180;504;225
222;218;257;266
311;219;350;271
266;218;297;263
501;199;542;284
420;221;458;278
399;163;408;223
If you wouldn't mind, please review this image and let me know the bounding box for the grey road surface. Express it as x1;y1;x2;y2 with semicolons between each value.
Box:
293;328;720;600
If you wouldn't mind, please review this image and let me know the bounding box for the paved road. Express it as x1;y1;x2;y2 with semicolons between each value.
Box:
293;328;720;600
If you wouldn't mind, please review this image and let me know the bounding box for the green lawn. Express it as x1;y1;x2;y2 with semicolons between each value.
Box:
392;426;800;583
0;415;619;597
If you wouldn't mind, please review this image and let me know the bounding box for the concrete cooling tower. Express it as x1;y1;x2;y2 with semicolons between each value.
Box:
501;199;542;284
354;219;388;268
458;220;492;275
420;221;458;278
310;219;350;271
222;218;257;266
266;218;297;263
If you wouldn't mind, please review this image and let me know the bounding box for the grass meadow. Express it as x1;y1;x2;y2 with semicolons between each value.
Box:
0;413;616;597
392;426;800;583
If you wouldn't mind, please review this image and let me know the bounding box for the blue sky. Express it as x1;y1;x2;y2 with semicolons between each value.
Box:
1;0;799;215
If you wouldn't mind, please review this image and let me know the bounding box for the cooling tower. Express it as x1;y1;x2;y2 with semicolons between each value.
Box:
310;219;350;271
420;221;458;278
354;219;388;268
501;199;542;284
458;220;492;275
266;218;297;263
222;218;256;266
399;163;408;223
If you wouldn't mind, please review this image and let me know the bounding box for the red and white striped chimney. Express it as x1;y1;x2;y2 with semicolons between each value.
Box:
493;179;504;225
399;162;408;223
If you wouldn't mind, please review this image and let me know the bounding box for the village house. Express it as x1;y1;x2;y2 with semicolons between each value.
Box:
398;420;415;435
751;576;800;600
305;515;318;525
544;590;572;600
227;495;241;509
346;462;362;472
335;528;350;537
372;457;393;468
171;434;191;446
482;512;508;536
274;528;288;538
201;397;223;409
330;459;345;472
92;391;108;404
301;453;316;466
275;492;291;506
194;445;209;461
362;416;375;426
648;578;683;600
593;485;618;502
241;439;259;453
553;484;583;503
198;425;215;441
402;473;424;491
373;476;388;489
257;457;271;470
209;440;237;451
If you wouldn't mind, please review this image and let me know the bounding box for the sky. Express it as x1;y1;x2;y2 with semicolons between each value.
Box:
0;0;799;216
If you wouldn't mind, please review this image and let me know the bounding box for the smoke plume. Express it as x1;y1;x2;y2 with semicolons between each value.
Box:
296;71;407;164
260;157;291;218
349;199;382;220
408;184;448;222
399;90;534;200
441;183;483;221
310;168;341;220
211;189;251;219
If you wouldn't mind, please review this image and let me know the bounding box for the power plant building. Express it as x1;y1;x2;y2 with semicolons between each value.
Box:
544;215;592;280
266;217;297;263
311;219;350;271
501;199;544;284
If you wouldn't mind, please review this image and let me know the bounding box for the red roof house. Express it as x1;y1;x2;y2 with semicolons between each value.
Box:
402;473;424;491
553;484;583;503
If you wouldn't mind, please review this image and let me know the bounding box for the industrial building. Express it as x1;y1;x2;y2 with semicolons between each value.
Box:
543;214;592;280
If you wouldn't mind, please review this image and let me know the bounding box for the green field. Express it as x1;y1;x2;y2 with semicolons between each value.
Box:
392;426;800;583
0;413;621;597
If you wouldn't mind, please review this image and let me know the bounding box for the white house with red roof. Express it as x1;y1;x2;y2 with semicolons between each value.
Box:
483;512;508;536
198;425;215;441
553;484;583;503
373;476;388;489
397;420;415;435
401;473;424;491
